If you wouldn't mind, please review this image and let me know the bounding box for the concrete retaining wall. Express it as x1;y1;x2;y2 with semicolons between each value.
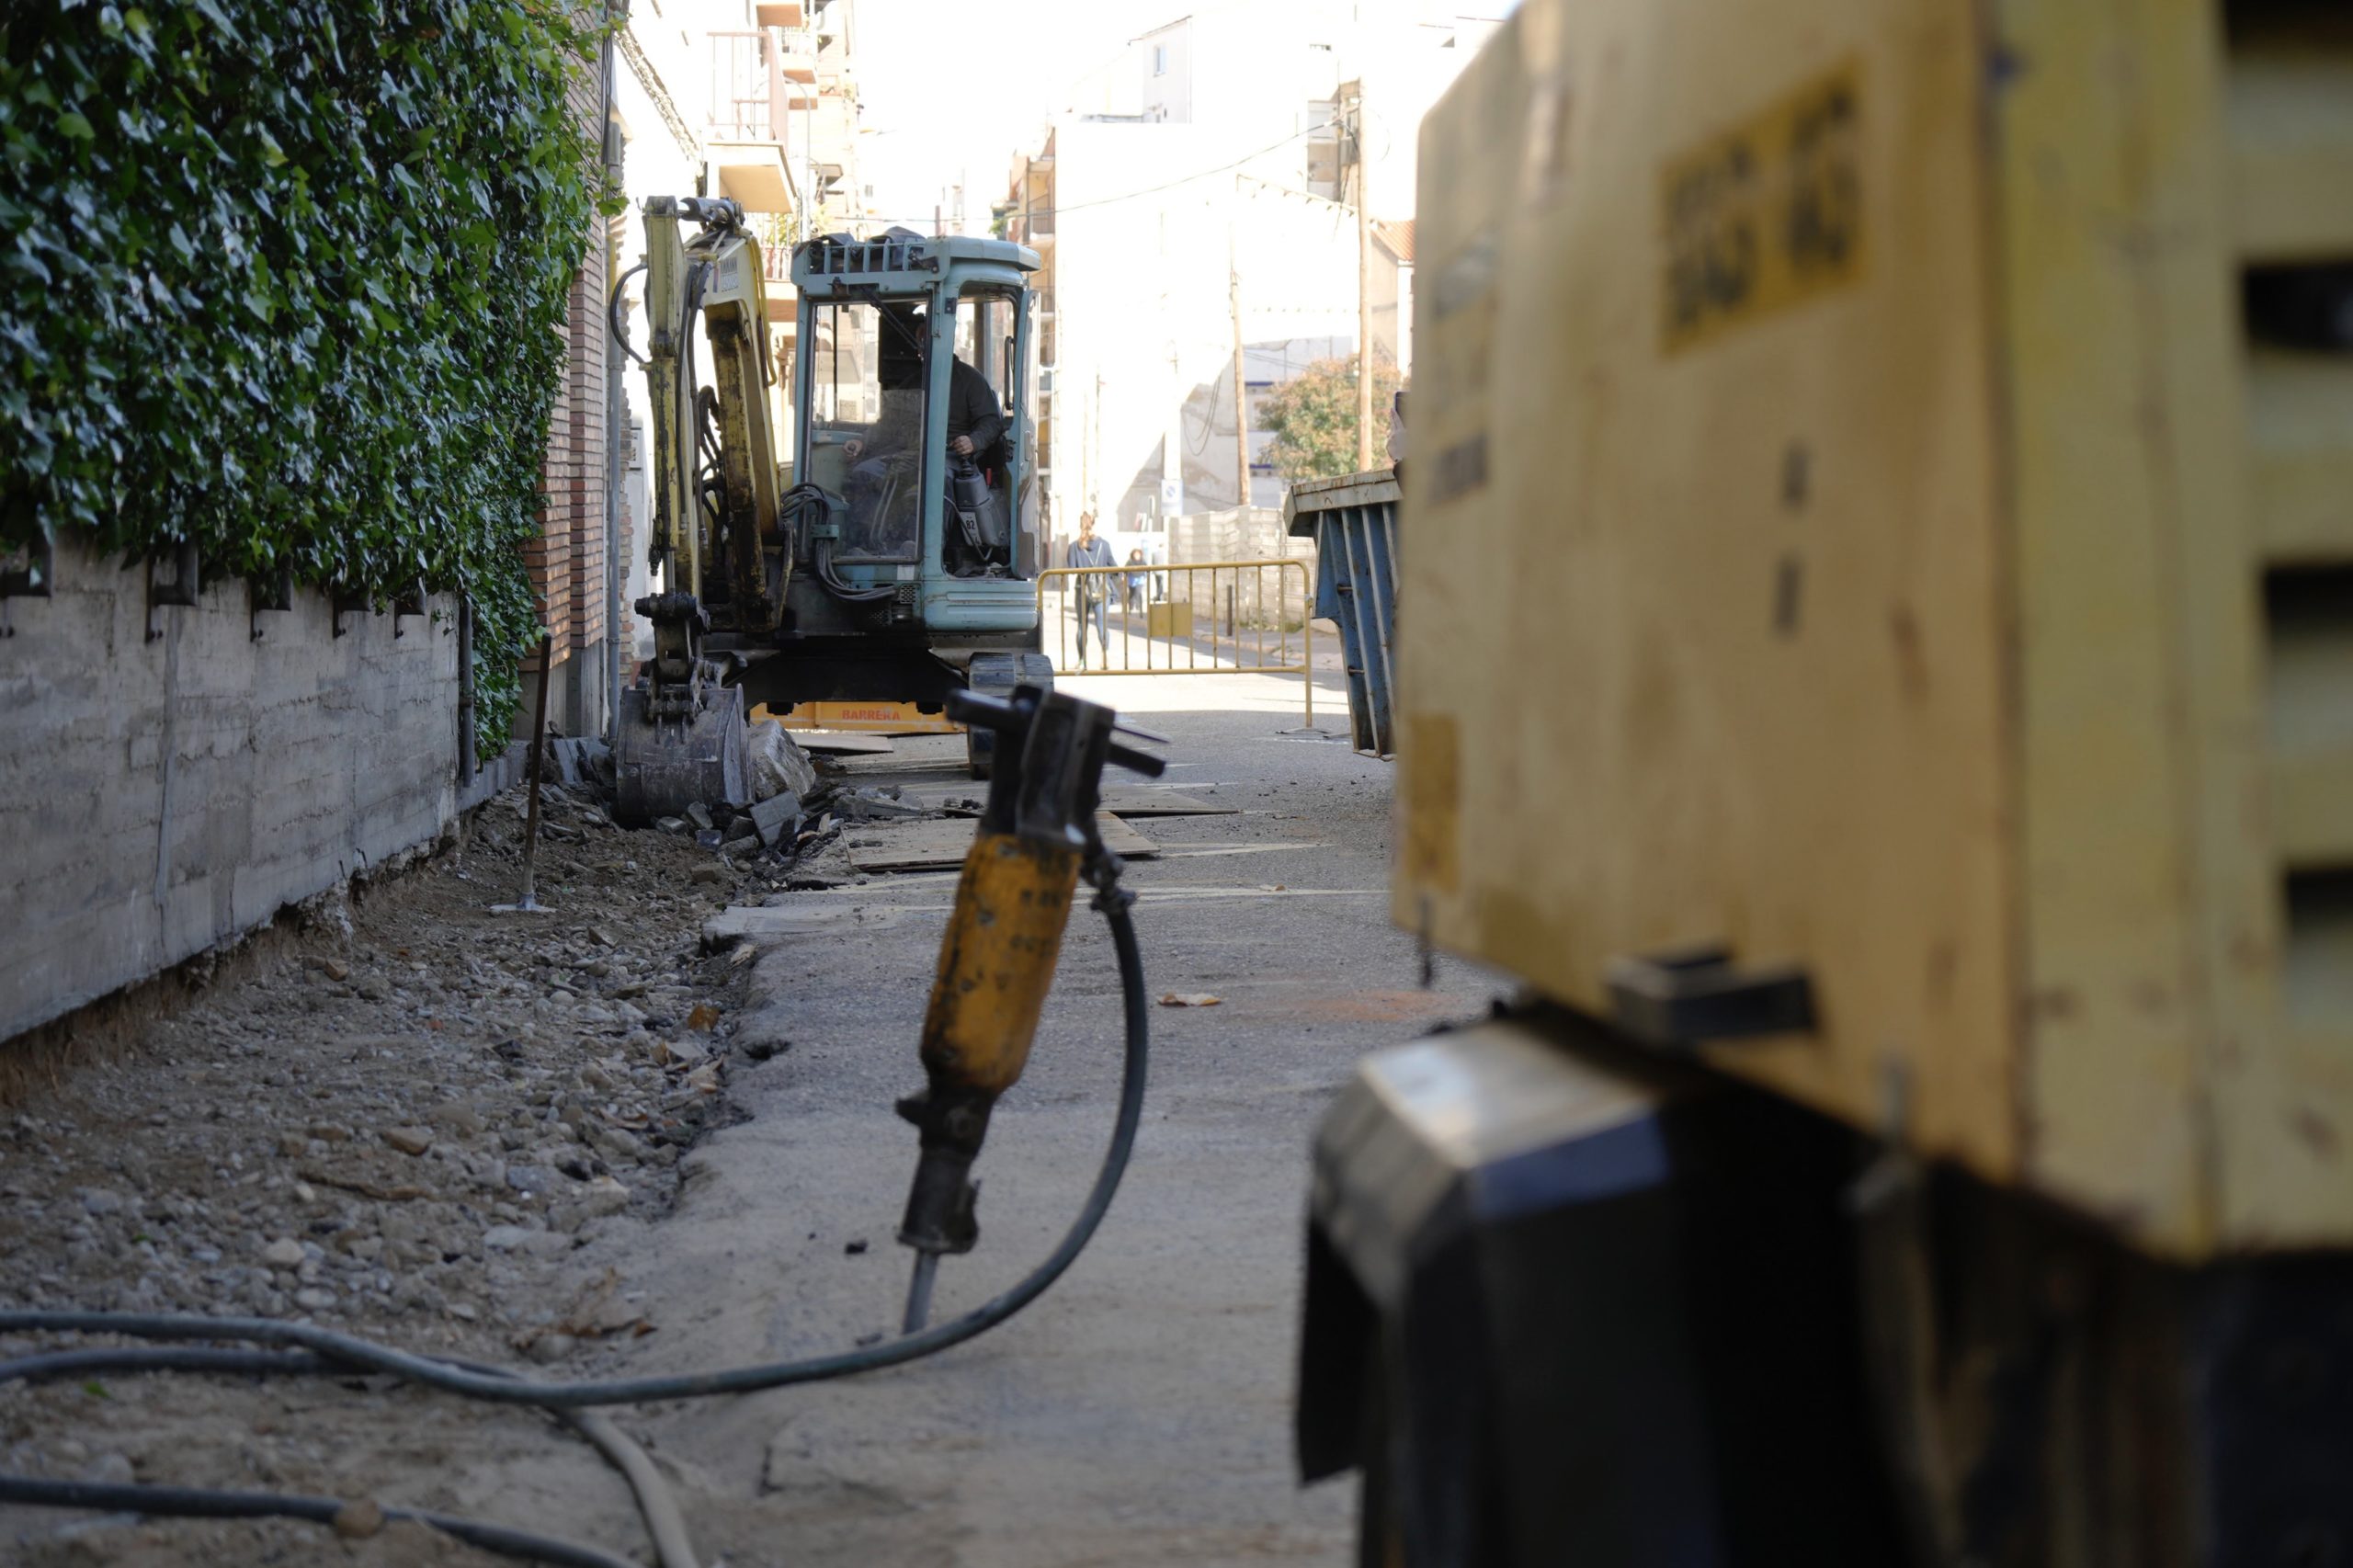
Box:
0;538;469;1042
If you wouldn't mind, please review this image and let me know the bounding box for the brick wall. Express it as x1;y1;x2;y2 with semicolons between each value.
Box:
526;66;613;667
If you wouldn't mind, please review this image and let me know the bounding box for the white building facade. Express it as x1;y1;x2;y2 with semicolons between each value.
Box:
1022;1;1497;542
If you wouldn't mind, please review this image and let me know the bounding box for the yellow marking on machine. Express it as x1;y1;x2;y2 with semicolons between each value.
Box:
774;700;961;735
1660;60;1865;354
920;832;1082;1096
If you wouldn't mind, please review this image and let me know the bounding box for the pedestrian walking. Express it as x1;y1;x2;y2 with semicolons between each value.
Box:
1065;512;1117;669
1124;548;1148;612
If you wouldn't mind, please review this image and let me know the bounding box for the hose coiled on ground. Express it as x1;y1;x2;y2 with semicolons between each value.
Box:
0;894;1152;1567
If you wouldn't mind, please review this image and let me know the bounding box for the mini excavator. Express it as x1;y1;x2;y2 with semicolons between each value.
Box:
611;197;1051;820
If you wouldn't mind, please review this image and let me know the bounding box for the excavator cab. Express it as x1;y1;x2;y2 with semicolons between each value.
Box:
790;231;1043;618
613;204;1050;820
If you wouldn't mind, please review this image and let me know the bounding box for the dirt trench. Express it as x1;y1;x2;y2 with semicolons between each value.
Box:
0;778;803;1565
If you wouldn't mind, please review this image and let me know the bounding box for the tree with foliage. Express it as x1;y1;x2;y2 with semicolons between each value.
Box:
0;0;615;751
1255;356;1404;483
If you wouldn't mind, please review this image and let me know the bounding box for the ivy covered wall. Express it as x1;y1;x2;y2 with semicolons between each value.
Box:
0;0;614;748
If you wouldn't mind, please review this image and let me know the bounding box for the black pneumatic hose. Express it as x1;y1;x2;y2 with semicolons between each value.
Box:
0;1347;699;1568
0;1473;643;1568
0;898;1152;1413
784;483;895;605
607;260;648;369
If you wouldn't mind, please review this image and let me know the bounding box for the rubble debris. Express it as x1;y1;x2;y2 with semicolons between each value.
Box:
0;767;748;1375
484;1225;571;1258
0;763;779;1564
748;718;820;801
750;790;802;848
331;1497;387;1540
835;787;936;823
298;1166;431;1202
543;735;614;791
380;1125;433;1157
1159;993;1224;1008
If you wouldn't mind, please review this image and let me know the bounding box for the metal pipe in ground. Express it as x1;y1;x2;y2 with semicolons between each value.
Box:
499;632;555;915
902;1252;940;1335
456;595;477;787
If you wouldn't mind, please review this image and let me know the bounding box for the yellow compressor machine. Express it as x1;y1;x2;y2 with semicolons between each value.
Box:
1295;1;2353;1562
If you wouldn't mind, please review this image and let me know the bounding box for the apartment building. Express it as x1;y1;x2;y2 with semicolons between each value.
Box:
1007;2;1495;537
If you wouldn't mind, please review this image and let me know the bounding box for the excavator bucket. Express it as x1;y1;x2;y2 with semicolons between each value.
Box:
612;682;751;826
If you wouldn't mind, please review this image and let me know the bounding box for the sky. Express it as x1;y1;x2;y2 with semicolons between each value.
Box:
852;0;1154;234
847;0;1520;235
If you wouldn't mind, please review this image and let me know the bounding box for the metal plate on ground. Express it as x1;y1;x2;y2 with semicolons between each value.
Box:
843;813;1159;873
794;731;898;756
902;785;1234;817
1095;788;1236;817
702;903;913;948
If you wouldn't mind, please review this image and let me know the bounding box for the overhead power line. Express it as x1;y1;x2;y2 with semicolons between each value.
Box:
1049;126;1319;215
822;128;1324;237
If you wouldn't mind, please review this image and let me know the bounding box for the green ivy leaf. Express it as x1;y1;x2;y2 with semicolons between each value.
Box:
2;0;606;756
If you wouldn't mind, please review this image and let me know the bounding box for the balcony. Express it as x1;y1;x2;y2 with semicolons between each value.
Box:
710;31;790;142
707;31;796;214
761;243;797;326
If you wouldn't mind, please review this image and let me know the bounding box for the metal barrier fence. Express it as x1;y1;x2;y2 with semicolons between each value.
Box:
1036;560;1315;726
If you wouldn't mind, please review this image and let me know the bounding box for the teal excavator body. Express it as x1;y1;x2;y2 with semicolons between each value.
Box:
615;199;1049;819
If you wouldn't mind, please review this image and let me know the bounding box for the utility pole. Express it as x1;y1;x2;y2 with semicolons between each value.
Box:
1231;244;1251;513
1341;80;1375;472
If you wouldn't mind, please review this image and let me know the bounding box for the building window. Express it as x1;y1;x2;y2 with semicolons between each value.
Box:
1152;43;1167;75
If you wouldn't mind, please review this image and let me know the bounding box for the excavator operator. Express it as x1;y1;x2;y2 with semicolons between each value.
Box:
941;352;1008;476
837;304;1007;557
843;306;1007;477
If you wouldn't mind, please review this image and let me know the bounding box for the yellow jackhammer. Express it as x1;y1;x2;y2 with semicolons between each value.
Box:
893;686;1165;1331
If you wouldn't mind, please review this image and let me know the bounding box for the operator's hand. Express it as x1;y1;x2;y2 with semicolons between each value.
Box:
949;435;974;457
843;437;864;460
